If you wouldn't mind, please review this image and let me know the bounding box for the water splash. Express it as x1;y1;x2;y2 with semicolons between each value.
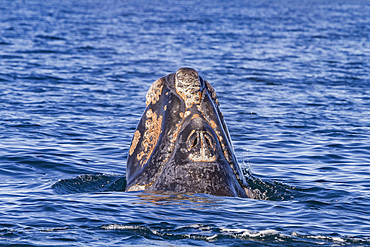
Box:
242;157;297;200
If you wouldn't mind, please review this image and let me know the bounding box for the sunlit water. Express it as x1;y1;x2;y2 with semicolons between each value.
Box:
1;0;369;246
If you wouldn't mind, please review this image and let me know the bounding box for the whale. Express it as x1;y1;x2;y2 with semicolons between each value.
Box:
125;68;254;198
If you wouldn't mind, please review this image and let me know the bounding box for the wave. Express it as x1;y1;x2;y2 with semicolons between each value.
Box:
52;173;126;194
99;223;370;246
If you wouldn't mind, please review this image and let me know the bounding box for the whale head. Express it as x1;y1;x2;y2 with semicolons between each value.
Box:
125;68;251;197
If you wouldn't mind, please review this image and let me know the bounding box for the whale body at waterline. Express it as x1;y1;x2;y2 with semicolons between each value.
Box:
125;68;255;198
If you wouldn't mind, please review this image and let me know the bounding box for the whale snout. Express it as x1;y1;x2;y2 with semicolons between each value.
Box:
187;129;216;162
175;68;199;89
175;68;205;108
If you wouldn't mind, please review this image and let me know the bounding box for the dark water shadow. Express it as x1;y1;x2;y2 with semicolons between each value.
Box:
52;173;126;194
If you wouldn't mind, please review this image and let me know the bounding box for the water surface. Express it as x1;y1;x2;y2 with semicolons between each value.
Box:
0;0;369;246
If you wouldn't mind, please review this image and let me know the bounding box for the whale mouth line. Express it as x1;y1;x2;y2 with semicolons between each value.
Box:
199;76;205;92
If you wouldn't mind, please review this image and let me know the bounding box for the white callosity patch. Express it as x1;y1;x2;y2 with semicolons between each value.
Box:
137;109;163;167
175;68;202;109
146;78;163;106
129;130;141;156
125;184;146;192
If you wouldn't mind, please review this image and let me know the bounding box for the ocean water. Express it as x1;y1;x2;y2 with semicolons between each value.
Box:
0;0;369;246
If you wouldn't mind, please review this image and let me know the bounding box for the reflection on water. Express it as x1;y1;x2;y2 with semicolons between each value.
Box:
135;192;223;206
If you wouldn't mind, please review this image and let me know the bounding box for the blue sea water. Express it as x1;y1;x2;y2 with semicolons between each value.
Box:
0;0;369;246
